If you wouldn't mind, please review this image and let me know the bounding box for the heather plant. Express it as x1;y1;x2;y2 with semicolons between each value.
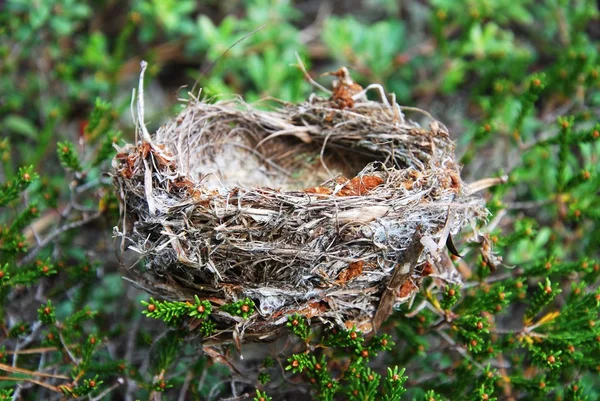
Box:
1;1;599;400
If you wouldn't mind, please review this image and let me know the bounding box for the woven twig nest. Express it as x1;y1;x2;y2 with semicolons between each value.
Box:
114;67;486;343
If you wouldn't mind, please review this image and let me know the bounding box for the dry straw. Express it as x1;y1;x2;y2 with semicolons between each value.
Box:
113;61;487;343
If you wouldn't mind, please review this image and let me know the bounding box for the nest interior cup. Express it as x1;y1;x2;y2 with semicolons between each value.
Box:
114;74;486;342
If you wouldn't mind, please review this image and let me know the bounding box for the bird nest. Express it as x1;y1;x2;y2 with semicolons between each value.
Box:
113;65;486;343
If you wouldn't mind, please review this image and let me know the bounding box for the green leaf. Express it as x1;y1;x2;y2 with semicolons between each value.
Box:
2;115;37;139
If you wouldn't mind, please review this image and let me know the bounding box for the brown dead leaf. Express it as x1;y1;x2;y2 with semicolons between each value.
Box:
329;67;363;110
397;279;418;299
338;175;384;196
305;186;333;196
337;261;364;283
420;261;434;277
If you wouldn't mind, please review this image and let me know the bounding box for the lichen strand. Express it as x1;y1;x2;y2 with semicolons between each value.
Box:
113;90;486;342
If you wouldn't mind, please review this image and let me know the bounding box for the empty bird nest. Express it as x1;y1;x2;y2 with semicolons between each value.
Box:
113;63;487;344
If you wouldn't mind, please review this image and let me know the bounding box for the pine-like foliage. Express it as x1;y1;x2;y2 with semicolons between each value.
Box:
0;1;598;400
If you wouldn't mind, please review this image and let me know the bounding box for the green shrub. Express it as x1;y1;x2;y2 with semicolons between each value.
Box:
1;0;598;400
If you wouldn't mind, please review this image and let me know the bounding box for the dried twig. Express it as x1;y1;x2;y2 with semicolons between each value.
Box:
20;211;102;266
191;25;266;96
0;376;61;393
371;229;424;334
90;379;124;401
137;61;152;144
468;175;509;193
294;52;331;95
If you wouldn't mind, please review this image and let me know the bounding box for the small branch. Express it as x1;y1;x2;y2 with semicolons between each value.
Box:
177;371;194;401
298;1;331;44
137;61;152;143
208;379;232;400
436;330;486;371
0;363;69;380
148;369;166;401
191;25;266;95
352;84;392;109
0;376;62;393
463;270;521;289
294;52;331;95
89;379;124;401
20;211;102;266
468;176;508;193
130;88;139;144
57;331;78;366
398;106;436;121
6;346;63;355
219;393;250;401
497;353;516;401
505;199;553;210
371;230;424;335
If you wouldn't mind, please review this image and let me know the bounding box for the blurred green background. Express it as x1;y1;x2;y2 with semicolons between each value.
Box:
1;0;599;400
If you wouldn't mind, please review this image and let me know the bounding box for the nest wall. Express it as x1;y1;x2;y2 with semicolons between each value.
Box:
114;91;486;342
